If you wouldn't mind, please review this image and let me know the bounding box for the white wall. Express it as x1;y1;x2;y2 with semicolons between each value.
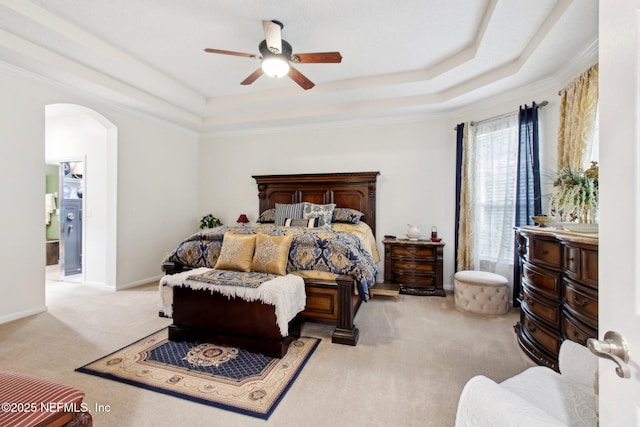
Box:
0;65;199;323
112;109;199;288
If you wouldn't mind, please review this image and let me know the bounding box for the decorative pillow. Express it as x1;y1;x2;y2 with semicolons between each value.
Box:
214;233;257;272
251;233;294;275
257;208;276;223
302;202;336;227
332;207;364;224
275;203;304;226
284;217;319;228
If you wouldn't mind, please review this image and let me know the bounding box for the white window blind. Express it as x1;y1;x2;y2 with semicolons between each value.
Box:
473;113;518;273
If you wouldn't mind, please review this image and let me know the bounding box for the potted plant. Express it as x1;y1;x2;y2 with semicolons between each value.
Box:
199;214;223;229
549;161;599;224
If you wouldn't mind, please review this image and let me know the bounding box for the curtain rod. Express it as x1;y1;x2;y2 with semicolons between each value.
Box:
452;100;548;131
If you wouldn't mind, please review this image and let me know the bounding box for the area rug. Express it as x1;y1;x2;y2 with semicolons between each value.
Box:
76;328;320;419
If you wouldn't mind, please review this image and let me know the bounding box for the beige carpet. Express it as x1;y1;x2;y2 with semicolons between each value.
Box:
0;279;535;427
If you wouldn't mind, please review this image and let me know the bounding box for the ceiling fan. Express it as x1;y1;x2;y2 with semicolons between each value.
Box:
204;20;342;90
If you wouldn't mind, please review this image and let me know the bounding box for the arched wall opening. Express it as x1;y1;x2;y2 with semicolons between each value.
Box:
45;103;117;289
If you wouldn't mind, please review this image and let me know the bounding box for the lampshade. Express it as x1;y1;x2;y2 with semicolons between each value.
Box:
236;214;249;224
261;57;290;78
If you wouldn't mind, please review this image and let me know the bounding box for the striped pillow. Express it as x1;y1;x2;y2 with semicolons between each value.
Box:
275;203;304;226
284;217;319;228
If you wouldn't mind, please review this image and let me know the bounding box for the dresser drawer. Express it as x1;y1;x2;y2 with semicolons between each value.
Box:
563;245;598;289
391;271;435;287
581;248;598;289
391;260;435;273
521;310;562;357
563;279;598;328
563;245;581;281
528;238;562;268
522;285;561;327
390;245;436;258
562;310;597;346
522;262;562;300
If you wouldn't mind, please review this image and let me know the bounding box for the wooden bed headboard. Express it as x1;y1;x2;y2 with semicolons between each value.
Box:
252;171;380;237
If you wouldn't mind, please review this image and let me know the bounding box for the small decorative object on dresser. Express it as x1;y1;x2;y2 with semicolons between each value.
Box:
383;238;445;296
515;226;598;370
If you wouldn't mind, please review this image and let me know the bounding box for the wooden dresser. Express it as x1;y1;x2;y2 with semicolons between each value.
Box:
383;238;445;296
515;226;598;370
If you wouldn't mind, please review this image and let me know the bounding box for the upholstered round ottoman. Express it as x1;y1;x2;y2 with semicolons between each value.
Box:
454;270;509;315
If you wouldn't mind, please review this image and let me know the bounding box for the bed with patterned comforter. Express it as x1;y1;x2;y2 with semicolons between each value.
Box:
161;222;379;301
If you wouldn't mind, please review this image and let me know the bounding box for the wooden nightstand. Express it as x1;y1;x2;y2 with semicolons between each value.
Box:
383;238;445;296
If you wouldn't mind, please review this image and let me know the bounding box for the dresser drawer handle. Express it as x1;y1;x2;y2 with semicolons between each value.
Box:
406;248;418;255
573;295;590;307
525;297;535;306
529;325;537;333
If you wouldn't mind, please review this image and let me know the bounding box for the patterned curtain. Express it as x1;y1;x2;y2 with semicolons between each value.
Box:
455;122;475;271
513;103;542;306
557;63;599;170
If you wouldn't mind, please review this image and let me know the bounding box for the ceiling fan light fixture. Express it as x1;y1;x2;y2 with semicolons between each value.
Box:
261;56;290;78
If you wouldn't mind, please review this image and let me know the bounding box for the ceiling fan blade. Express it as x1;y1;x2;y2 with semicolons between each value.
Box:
204;48;259;59
262;20;283;54
240;68;264;85
288;66;315;90
291;52;342;63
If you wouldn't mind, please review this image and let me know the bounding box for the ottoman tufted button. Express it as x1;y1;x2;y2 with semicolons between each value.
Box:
453;270;509;315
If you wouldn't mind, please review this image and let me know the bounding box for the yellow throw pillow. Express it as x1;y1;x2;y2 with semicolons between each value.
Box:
214;233;256;272
251;233;294;275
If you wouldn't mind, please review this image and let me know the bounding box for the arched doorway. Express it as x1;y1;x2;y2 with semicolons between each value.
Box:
45;104;118;289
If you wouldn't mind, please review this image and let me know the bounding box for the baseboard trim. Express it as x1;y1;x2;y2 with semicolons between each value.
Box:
0;306;47;325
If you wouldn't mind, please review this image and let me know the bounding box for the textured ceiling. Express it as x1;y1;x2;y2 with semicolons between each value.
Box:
0;0;598;133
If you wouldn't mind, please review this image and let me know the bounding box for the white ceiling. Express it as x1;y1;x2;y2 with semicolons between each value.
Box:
0;0;598;134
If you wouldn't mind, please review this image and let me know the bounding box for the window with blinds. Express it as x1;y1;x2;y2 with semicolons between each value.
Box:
474;114;519;265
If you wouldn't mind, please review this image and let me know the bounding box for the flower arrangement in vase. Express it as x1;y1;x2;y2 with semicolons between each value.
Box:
549;161;599;224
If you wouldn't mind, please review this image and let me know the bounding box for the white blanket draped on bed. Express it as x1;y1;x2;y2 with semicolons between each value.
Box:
159;268;306;336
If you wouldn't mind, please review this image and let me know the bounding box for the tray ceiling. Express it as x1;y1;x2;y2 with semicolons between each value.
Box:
0;0;598;133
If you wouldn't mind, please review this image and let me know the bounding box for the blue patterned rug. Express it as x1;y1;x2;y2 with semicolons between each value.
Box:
76;328;319;419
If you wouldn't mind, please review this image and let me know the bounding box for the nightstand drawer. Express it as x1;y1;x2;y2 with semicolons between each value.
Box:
383;239;445;296
390;245;436;258
391;271;435;287
391;260;435;273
